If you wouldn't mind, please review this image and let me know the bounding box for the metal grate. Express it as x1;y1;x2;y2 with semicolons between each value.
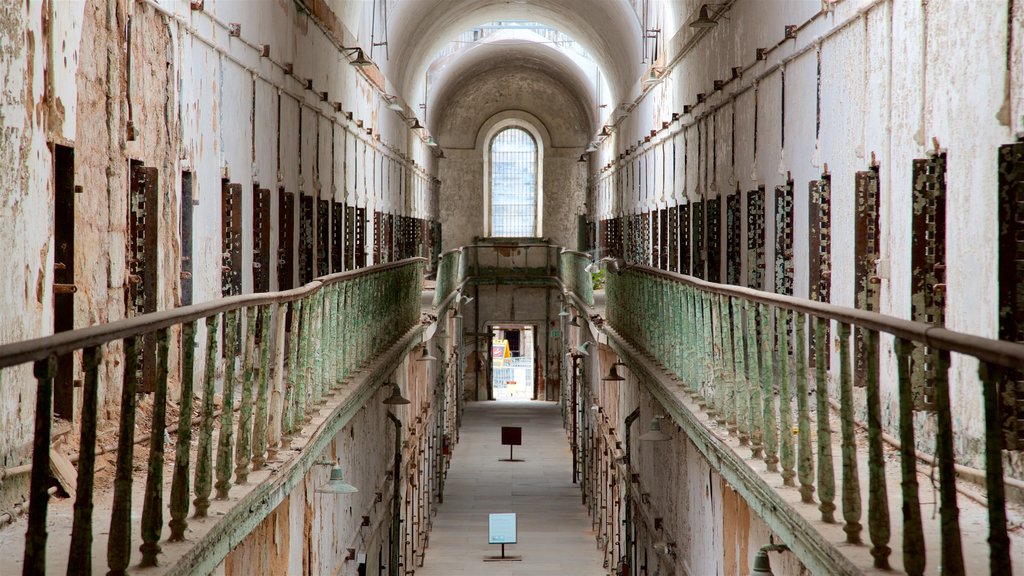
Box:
345;204;356;271
278;189;295;290
373;211;382;264
999;141;1024;448
650;210;660;268
910;154;947;411
809;174;833;369
659;208;669;269
774;181;794;296
854;168;880;385
679;204;691;275
692;200;705;279
53;145;76;418
707;197;722;283
746;187;766;290
490;127;537;237
317;199;330;276
253;187;271;293
668;207;679;272
726;193;741;285
299;195;314;283
180;173;194;305
354;207;367;268
331;202;344;272
221;180;243;296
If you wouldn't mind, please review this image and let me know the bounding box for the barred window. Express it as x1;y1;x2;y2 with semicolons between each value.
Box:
490;127;538;237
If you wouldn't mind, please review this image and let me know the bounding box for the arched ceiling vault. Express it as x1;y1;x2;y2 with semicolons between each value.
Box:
427;40;597;141
385;0;643;116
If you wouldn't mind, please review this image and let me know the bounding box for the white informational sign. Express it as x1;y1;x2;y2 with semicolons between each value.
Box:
488;513;517;545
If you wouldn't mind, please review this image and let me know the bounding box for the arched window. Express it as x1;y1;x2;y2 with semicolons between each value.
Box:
489;127;538;237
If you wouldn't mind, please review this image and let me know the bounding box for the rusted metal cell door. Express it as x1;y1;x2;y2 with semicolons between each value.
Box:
679;204;691;276
299;194;314;283
53;144;76;418
809;173;833;368
373;211;382;265
277;189;295;290
180;172;194;305
910;153;947;410
774;180;794;296
659;208;669;270
854;168;880;383
221;180;243;297
998;140;1024;448
130;161;160;393
692;200;705;279
707;196;722;283
355;207;367;268
253;187;271;293
668;207;679;273
317;199;330;277
746;187;766;290
331;201;344;273
726;192;741;285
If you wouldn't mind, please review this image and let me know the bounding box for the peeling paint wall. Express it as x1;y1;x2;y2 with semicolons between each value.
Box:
0;0;438;483
591;0;1024;471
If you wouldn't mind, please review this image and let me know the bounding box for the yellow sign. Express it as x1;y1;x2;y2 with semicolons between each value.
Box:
492;339;511;367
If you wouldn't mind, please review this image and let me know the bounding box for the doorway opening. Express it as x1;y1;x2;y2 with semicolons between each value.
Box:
489;324;536;401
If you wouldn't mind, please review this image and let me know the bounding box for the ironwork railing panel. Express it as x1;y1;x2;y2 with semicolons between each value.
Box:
604;264;1024;575
0;258;425;576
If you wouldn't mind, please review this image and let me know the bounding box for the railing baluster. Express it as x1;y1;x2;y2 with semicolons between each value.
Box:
760;304;778;472
69;347;102;573
235;306;257;484
216;309;239;500
252;304;274;470
732;297;749;445
140;328;170;565
896;337;925;575
194;315;220;517
746;301;763;459
23;355;55;576
722;295;738;434
268;302;288;458
296;298;311;425
933;349;964;575
778;308;795;486
864;328;890;568
980;361;1012;575
169;322;196;540
837;322;862;544
795;313;814;503
108;337;139;575
815;316;836;522
283;300;302;436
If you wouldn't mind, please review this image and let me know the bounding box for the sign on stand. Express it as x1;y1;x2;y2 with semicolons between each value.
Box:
500;426;523;462
485;513;521;561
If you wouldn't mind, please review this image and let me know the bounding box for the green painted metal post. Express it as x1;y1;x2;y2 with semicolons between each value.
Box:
252;304;274;470
837;322;862;544
107;337;139;575
933;349;964;575
746;301;763;459
795;313;814;503
23;356;55;576
760;304;778;473
980;361;1012;574
194;314;220;517
68;347;102;572
140;328;170;566
169;322;196;540
895;338;925;575
777;309;795;487
864;329;890;568
215;310;239;500
731;297;748;445
235;306;257;484
814;316;836;523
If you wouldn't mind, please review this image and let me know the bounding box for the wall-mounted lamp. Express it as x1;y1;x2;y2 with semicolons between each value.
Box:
426;136;439;148
602;361;626;382
599;126;613;138
642;67;668;87
690;4;723;28
750;542;790;576
315;460;359;494
578;154;588;163
415;344;437;363
385;95;404;112
586;142;599;152
409;118;424;130
569;315;582;327
382;382;411;405
342;46;373;67
639;416;672;442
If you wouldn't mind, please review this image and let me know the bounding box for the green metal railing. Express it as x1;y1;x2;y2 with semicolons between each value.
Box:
433;249;463;308
605;264;1024;576
0;258;424;576
559;249;594;306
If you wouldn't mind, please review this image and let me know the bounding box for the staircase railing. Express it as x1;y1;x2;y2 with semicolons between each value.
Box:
604;264;1024;575
0;258;424;576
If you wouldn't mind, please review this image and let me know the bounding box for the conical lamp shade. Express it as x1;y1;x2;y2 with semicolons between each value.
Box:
317;465;359;494
639;417;672;442
750;549;773;576
383;382;411;405
416;346;437;362
691;5;718;28
602;363;625;382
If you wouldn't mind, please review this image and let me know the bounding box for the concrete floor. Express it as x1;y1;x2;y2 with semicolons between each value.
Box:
416;400;607;576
